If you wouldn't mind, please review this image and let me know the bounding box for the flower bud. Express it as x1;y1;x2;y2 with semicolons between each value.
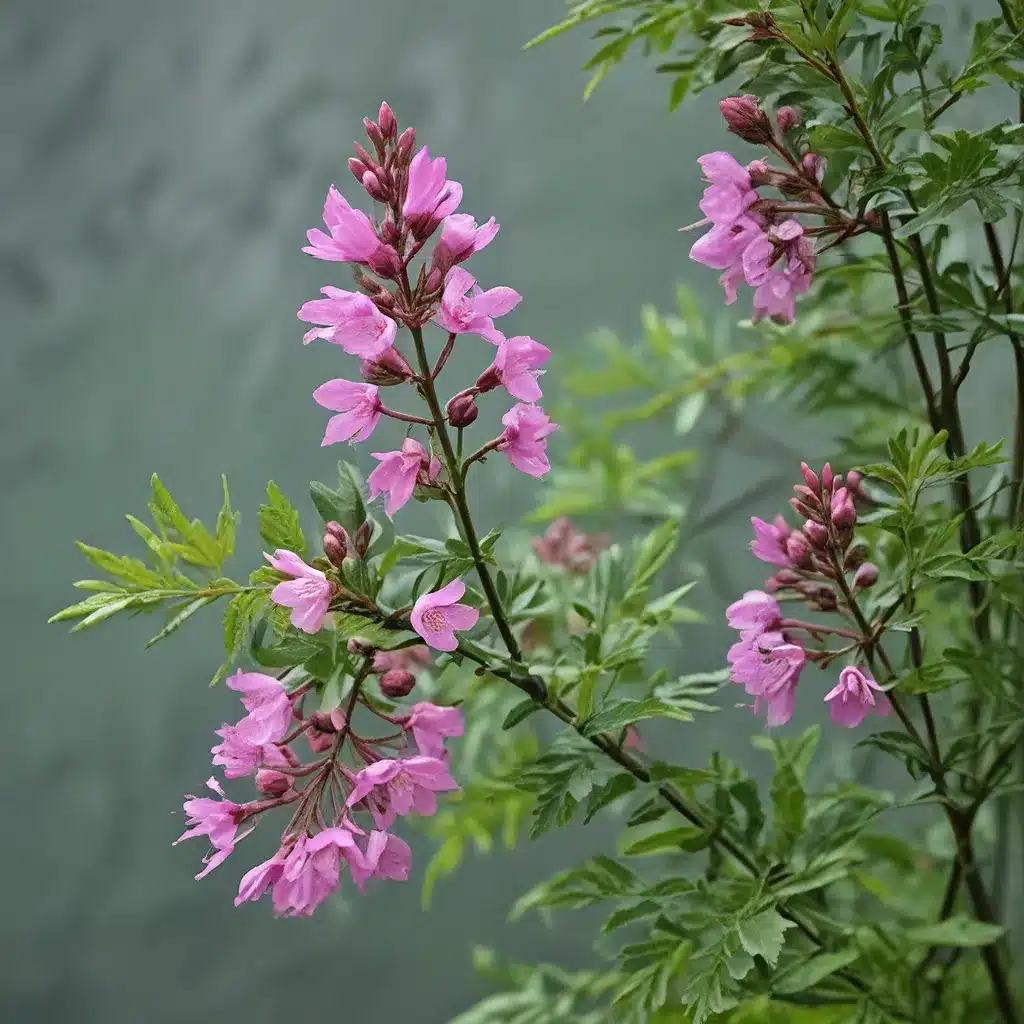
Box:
363;118;384;153
803;520;828;548
773;513;792;538
830;487;857;528
774;568;802;586
843;544;868;571
474;364;501;394
845;470;867;500
305;726;333;753
719;95;774;144
379;218;401;247
789;497;819;520
820;462;834;492
361;170;388;203
255;769;292;797
308;710;337;733
360;347;413;386
800;462;820;494
323;530;347;568
802;152;826;184
447;391;479;428
380;669;416;698
776;106;802;132
811;586;838;611
348;157;369;183
397;127;416;161
354;520;374;558
347;636;377;657
424;267;443;293
793;484;821;508
378;101;397;139
853;562;879;590
353;141;375;167
785;530;812;567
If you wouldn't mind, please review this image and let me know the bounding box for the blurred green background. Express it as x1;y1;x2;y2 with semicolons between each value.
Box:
2;0;1015;1021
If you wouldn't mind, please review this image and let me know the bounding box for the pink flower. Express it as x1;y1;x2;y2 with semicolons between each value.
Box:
359;830;413;884
402;702;465;757
174;777;246;880
697;152;758;228
403;147;463;226
726;590;781;633
303;185;399;272
211;722;291;779
824;666;891;728
729;630;805;726
434;267;521;344
265;550;334;634
312;379;382;446
373;645;431;675
226;669;293;744
530;517;610;573
749;516;793;567
690;218;764;271
410;579;479;652
434;213;499;267
270;835;340;918
498;403;558;478
298;287;397;358
368;438;441;518
490;335;552;402
235;850;288;907
346;755;459;828
751;265;812;324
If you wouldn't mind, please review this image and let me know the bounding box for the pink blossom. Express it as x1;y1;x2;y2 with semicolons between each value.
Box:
264;550;334;634
226;669;293;744
729;630;805;727
531;517;610;573
368;438;440;518
434;267;521;344
235;850;288;907
697;152;759;227
749;516;793;567
312;379;383;446
346;755;459;828
498;403;558;478
410;579;479;653
751;265;812;324
269;835;340;917
490;335;552;402
402;702;465;757
726;590;781;633
174;777;246;879
690;217;763;271
297;287;397;358
403;147;463;225
434;213;499;267
373;645;431;676
824;666;891;728
359;830;413;884
211;722;291;778
303;185;398;272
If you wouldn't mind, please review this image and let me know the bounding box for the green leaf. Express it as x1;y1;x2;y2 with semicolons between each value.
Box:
502;698;542;730
737;910;794;968
74;542;165;589
625;518;680;599
774;948;861;994
622;826;708;857
259;482;307;556
310;461;368;536
146;595;218;647
907;915;1005;947
583;698;693;736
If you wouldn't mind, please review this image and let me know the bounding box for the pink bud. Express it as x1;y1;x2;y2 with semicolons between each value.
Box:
821;463;834;491
353;141;375;167
844;544;868;571
474;364;501;394
363;118;384;152
773;514;792;538
776;106;802;132
793;484;821;508
378;101;397;139
785;530;812;567
397;127;416;160
803;520;828;547
830;487;857;528
361;170;388;202
446;392;479;428
802;152;826;184
812;586;838;611
790;497;819;520
347;636;377;657
853;562;879;590
380;669;416;698
774;569;802;586
306;726;333;753
348;157;369;183
360;347;413;387
800;462;821;494
323;532;347;568
424;267;443;293
354;520;373;558
719;95;773;144
255;769;292;797
307;710;337;733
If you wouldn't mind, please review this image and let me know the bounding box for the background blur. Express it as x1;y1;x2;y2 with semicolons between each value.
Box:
1;1;1014;1022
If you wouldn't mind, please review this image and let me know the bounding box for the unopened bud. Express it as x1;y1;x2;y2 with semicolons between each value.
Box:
803;520;828;547
363;118;384;152
812;586;838;611
397;127;416;160
853;562;879;590
793;484;821;508
821;463;834;491
790;497;819;520
306;726;333;753
424;267;443;293
774;568;802;586
846;470;867;500
785;530;812;567
776;106;802;132
446;391;479;427
380;218;401;246
360;347;413;387
773;513;792;538
802;152;826;184
474;364;501;394
843;544;868;571
323;530;347;567
255;769;292;797
361;170;387;202
353;141;375;167
830;487;857;528
347;636;376;657
719;95;774;144
348;157;368;183
380;669;416;698
800;461;820;494
378;101;397;139
354;520;374;558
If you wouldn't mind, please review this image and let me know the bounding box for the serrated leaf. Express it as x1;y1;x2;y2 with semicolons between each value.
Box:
622;826;708;856
774;948;861;994
583;698;693;736
907;915;1005;947
259;482;307;556
737;910;794;967
146;595;217;647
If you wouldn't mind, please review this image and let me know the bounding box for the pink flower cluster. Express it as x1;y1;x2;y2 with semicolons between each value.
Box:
726;462;889;728
686;95;866;324
531;517;611;573
298;102;558;504
176;668;465;916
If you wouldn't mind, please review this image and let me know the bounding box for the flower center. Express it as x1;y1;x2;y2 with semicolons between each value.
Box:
422;608;447;632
